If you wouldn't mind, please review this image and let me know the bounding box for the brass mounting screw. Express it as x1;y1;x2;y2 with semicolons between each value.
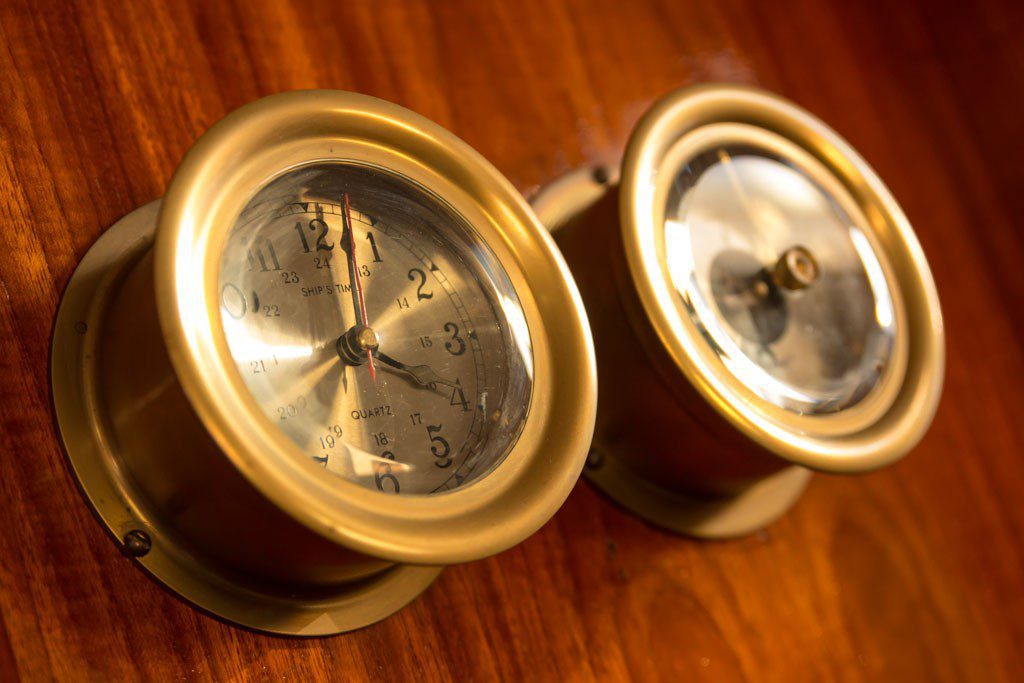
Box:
122;530;152;557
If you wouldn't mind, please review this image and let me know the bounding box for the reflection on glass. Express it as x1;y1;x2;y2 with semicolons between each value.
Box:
664;148;897;413
218;163;533;494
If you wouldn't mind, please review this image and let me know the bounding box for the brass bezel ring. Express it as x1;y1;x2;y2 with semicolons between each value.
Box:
619;84;944;473
156;90;597;564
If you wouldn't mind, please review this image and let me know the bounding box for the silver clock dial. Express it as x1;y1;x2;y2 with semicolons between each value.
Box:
218;163;533;495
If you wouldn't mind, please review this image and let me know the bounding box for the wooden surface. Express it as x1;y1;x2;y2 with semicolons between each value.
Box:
1;0;1022;680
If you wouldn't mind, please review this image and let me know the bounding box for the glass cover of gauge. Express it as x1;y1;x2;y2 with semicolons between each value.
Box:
218;162;533;495
663;145;898;414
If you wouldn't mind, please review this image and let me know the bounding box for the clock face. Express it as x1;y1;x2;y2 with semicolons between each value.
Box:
218;162;533;495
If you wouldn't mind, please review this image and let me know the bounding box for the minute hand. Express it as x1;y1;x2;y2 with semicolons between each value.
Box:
342;193;376;381
375;351;457;389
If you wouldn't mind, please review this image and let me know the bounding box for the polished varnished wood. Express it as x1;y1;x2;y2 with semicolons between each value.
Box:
1;0;1022;680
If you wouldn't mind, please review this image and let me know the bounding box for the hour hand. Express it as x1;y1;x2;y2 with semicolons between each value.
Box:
375;351;457;389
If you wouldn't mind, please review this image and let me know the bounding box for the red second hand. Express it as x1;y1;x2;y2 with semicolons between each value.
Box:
343;193;376;382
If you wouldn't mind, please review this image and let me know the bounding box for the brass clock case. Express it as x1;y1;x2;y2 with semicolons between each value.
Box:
51;91;597;634
533;84;944;538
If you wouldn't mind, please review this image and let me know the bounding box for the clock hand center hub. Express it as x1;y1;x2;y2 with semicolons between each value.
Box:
336;324;379;366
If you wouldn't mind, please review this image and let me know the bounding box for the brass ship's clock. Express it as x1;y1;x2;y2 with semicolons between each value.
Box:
51;91;597;634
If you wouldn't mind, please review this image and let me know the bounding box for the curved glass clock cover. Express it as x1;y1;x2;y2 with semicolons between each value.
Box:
663;146;898;414
218;162;533;495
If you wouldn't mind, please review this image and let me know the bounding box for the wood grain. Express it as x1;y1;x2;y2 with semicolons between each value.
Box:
1;0;1022;680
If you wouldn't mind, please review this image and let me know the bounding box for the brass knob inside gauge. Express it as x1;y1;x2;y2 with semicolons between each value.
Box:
707;246;820;346
772;245;820;291
532;84;944;539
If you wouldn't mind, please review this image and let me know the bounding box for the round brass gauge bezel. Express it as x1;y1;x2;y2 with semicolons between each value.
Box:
533;83;945;538
157;90;596;564
620;84;944;472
